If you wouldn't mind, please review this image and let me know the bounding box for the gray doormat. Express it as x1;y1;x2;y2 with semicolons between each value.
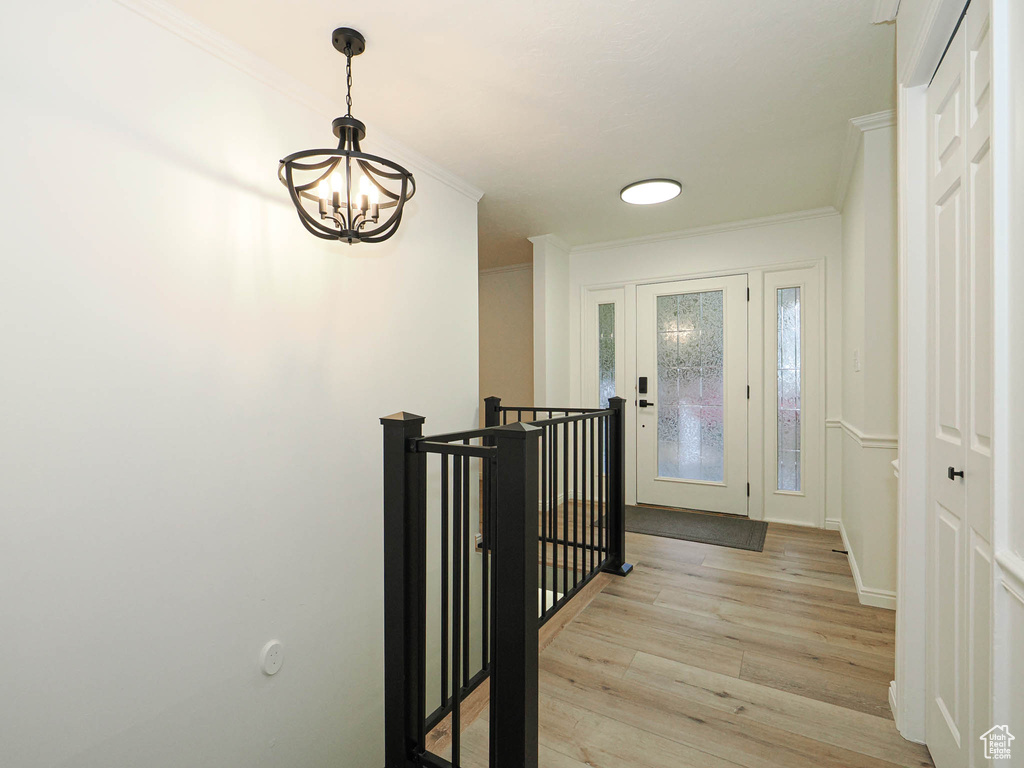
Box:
626;505;768;552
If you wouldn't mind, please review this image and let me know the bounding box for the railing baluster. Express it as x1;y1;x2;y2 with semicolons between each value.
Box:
573;419;579;589
452;455;462;768
590;415;596;574
562;420;569;597
598;417;602;561
440;455;449;709
551;423;558;610
481;456;490;671
540;424;547;615
462;451;471;687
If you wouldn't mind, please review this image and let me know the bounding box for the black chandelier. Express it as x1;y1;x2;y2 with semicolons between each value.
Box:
279;28;415;245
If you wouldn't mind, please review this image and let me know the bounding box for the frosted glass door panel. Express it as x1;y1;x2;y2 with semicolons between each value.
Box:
656;291;724;482
597;303;616;409
776;287;801;491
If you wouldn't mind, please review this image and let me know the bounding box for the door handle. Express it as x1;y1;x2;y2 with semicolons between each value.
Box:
638;399;655;408
947;466;964;481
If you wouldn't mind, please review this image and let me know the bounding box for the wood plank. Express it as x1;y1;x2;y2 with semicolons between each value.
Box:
621;565;895;632
533;693;746;768
624;650;932;767
628;556;867;608
700;549;859;592
740;651;895;719
568;599;745;677
538;650;913;768
654;587;895;657
580;592;894;683
542;626;637;677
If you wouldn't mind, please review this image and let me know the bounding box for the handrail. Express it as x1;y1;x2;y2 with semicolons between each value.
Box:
416;441;496;458
494;405;609;414
412;409;615;449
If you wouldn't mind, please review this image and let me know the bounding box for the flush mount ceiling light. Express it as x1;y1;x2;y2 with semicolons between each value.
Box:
279;28;415;244
619;178;682;205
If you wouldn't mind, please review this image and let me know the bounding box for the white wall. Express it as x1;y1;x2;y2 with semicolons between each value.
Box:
567;211;842;520
837;119;900;609
531;235;571;407
479;265;533;420
0;3;481;767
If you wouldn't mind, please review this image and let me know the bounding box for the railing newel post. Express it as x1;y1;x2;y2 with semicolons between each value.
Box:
489;421;541;768
381;411;427;768
602;396;633;577
484;395;502;428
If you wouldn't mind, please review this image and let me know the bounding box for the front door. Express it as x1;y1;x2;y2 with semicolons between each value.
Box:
635;275;748;515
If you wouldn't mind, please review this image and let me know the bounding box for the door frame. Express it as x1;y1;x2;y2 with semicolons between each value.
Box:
578;259;825;525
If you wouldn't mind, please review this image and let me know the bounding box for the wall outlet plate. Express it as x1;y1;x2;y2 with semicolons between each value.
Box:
260;640;284;675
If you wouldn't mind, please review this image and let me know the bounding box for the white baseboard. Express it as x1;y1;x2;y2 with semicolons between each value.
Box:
824;518;841;531
763;517;818;528
838;521;897;610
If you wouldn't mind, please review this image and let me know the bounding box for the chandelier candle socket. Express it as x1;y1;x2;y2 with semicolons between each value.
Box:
279;28;415;244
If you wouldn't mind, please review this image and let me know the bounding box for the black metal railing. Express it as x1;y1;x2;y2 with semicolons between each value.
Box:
381;397;631;768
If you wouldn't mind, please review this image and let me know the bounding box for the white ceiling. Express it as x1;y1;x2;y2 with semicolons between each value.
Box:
164;0;895;268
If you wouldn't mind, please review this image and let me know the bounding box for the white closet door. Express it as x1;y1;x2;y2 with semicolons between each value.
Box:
926;1;994;765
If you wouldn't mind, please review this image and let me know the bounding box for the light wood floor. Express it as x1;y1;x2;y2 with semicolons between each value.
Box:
436;524;934;768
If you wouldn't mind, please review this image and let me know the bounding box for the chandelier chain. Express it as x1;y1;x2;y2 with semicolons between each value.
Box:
345;47;353;117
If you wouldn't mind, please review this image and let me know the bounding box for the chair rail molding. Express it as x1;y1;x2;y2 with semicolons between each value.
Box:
826;418;899;449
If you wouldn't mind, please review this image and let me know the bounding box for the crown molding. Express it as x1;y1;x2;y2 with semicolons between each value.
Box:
834;110;896;210
852;110;897;132
479;262;532;276
527;233;571;253
872;0;901;24
570;207;838;255
112;0;485;203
